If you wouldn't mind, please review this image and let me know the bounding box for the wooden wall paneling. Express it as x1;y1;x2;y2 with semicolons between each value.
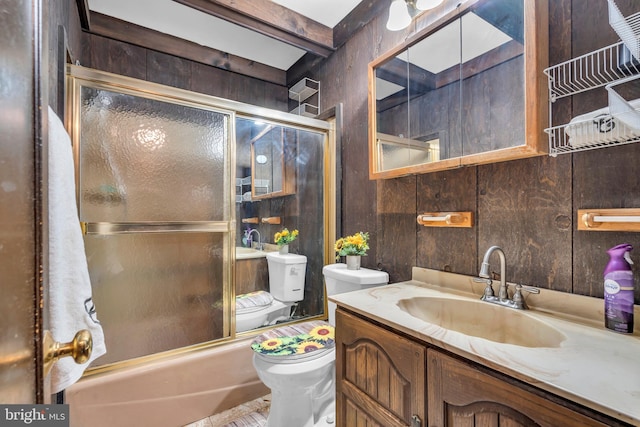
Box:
571;0;640;304
146;51;192;90
190;61;287;110
377;176;417;283
573;145;640;302
341;15;379;268
190;61;233;100
86;34;146;80
417;167;477;276
333;0;389;50
477;155;572;291
262;81;288;111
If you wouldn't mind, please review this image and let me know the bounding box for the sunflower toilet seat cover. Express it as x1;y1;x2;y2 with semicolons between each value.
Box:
251;320;334;356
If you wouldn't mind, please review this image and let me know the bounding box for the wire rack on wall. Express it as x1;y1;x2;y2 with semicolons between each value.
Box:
544;0;640;156
289;77;320;117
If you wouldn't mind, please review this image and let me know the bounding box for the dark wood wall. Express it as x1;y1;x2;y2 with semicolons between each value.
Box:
302;0;640;304
49;0;640;306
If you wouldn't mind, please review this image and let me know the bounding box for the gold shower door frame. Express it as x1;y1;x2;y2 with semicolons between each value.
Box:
65;65;336;373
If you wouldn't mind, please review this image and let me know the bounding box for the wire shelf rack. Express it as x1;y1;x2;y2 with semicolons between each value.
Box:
544;0;640;156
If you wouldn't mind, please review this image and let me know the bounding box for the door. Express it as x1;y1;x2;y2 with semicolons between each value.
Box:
0;0;48;402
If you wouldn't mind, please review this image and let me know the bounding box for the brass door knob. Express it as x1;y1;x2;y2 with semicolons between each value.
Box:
43;329;93;376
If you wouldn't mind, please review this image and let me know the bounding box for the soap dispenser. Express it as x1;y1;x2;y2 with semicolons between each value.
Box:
604;243;634;333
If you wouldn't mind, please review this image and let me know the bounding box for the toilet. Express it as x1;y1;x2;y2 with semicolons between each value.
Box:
236;252;307;333
251;263;389;427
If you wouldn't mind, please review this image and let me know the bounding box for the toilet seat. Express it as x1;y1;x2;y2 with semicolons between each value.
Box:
236;290;274;315
251;320;334;364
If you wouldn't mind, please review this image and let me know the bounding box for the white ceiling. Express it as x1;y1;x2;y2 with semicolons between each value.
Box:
377;12;513;100
88;0;363;71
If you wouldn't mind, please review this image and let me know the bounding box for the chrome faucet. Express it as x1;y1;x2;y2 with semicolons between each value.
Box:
476;246;540;310
479;246;508;300
247;229;262;250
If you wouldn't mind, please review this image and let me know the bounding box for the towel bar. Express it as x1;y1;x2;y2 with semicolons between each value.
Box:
578;208;640;231
416;212;473;228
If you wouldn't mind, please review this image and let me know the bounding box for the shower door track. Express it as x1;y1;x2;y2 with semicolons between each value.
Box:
80;221;230;235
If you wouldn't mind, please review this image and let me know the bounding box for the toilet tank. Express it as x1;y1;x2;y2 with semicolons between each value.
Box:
322;263;389;325
266;253;307;302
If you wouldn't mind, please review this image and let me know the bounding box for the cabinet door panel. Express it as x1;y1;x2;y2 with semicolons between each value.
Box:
428;349;612;427
336;310;426;427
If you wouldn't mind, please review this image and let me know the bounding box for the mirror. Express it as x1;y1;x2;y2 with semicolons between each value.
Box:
249;124;296;199
235;115;331;334
369;0;548;178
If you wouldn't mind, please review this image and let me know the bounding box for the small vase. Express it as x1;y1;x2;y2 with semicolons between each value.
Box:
278;244;289;255
346;255;361;270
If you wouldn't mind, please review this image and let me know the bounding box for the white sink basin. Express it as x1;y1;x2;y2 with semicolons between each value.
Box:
397;297;565;348
235;247;267;260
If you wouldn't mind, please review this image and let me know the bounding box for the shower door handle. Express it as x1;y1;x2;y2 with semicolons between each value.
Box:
43;329;93;376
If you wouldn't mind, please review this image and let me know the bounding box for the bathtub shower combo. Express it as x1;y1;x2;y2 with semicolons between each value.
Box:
64;65;334;426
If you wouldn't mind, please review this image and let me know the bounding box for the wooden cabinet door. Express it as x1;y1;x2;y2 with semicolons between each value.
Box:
336;309;426;427
427;350;614;427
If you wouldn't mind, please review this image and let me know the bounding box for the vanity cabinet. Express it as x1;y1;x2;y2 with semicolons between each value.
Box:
427;350;611;427
335;308;630;427
335;310;426;427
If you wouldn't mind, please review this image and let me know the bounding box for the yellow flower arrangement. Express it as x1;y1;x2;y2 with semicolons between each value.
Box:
335;231;369;260
274;228;299;246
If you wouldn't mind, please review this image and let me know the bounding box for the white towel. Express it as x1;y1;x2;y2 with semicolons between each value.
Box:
48;106;106;393
564;98;640;148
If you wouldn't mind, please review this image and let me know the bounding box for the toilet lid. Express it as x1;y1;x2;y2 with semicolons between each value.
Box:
251;320;334;358
236;291;273;314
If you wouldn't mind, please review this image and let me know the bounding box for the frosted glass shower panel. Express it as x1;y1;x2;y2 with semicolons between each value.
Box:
84;232;226;366
79;87;229;222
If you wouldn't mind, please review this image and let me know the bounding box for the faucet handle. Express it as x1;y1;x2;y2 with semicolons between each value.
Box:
474;277;494;299
512;284;539;309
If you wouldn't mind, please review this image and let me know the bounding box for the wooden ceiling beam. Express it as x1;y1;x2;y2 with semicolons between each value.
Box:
334;0;389;49
88;11;287;86
173;0;335;58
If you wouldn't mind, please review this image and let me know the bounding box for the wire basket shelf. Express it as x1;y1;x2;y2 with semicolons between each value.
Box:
544;0;640;156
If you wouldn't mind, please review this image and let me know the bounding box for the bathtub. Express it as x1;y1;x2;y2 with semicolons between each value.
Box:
65;337;268;427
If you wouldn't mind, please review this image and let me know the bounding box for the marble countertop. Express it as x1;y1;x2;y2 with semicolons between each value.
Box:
329;267;640;426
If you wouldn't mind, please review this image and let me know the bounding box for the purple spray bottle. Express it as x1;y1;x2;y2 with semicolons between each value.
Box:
604;243;635;333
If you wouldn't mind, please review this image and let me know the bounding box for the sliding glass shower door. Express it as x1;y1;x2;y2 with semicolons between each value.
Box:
69;70;234;367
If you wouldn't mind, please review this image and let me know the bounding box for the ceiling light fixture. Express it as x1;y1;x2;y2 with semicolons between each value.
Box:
386;0;445;31
386;0;412;31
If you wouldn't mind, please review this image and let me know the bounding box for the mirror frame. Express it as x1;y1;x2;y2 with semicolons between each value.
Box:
368;0;549;179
